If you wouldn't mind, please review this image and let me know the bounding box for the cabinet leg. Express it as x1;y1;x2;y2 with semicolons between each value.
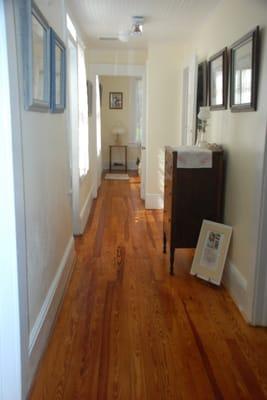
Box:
163;232;166;253
170;249;174;275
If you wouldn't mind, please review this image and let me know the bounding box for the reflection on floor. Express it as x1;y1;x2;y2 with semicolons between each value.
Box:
30;174;267;399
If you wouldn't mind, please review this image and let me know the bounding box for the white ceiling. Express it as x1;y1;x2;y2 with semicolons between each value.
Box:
67;0;221;49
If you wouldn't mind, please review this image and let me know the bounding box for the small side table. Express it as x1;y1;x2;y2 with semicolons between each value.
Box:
109;145;128;172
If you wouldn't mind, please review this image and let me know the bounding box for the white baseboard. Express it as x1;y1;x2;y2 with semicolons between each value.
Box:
223;260;248;321
102;160;138;171
145;193;163;209
28;237;76;388
80;186;94;233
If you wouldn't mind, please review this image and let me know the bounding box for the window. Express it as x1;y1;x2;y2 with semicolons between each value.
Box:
135;78;143;144
129;78;143;145
77;41;89;176
66;14;89;177
66;14;77;41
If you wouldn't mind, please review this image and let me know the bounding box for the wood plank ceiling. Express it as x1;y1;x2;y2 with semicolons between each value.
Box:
66;0;221;49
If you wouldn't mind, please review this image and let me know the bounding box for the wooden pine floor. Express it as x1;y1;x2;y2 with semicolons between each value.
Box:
30;175;267;399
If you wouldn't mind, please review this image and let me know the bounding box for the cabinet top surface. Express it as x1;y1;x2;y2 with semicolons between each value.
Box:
165;145;223;153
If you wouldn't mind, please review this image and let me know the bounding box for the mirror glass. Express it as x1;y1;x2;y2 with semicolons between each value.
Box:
210;56;223;106
55;44;62;104
233;40;252;105
32;14;46;101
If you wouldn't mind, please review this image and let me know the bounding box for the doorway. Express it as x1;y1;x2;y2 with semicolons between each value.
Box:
89;64;147;200
97;75;143;180
67;34;80;234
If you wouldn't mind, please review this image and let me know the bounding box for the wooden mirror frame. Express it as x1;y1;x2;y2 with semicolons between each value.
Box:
229;26;260;112
50;29;66;113
208;47;228;111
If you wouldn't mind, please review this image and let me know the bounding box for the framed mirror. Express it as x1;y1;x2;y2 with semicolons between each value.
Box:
208;48;228;110
50;29;66;113
230;27;260;112
19;1;50;111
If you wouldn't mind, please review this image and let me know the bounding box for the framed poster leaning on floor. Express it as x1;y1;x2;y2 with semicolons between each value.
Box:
191;220;232;285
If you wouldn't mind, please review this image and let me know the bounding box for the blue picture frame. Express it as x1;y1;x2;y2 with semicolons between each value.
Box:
17;0;51;111
50;29;66;113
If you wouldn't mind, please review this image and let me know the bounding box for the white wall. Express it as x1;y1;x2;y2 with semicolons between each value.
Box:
87;48;147;65
100;75;140;170
184;0;267;320
22;0;72;333
0;1;24;398
14;0;76;391
145;43;184;208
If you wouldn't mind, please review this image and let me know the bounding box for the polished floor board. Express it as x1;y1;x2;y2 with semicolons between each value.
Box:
30;176;267;399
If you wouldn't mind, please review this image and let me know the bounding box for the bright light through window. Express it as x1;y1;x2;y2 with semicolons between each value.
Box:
78;42;89;176
235;68;251;104
135;78;143;144
96;76;101;156
215;71;223;105
129;78;143;145
66;14;77;41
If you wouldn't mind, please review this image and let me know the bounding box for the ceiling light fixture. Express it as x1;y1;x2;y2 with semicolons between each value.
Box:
99;16;145;43
131;16;144;37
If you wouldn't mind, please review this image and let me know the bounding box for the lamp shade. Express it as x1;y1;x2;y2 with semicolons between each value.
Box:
198;106;211;121
112;127;125;135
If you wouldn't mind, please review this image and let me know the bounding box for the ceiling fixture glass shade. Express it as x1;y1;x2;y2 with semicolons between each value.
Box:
131;16;144;37
132;23;143;35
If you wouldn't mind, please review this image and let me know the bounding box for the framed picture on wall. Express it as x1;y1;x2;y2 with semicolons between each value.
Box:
19;1;51;111
229;26;260;112
190;220;232;285
50;28;66;113
109;92;123;109
208;47;228;110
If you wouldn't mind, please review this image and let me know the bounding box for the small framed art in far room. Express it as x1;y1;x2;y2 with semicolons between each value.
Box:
229;26;260;112
208;47;228;110
109;92;123;109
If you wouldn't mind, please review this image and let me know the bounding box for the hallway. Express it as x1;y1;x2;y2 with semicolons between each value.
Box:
30;176;267;399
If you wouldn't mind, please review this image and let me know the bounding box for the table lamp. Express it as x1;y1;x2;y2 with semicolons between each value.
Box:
112;127;125;145
196;106;211;148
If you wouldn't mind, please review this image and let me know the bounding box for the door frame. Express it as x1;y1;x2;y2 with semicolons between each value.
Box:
251;124;267;326
180;54;198;145
88;63;147;198
181;66;189;145
66;33;80;234
0;0;29;398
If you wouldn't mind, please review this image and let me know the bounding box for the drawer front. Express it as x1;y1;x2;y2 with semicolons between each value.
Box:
172;150;224;248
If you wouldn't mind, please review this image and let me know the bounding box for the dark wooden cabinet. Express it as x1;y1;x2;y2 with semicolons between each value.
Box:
163;147;224;274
